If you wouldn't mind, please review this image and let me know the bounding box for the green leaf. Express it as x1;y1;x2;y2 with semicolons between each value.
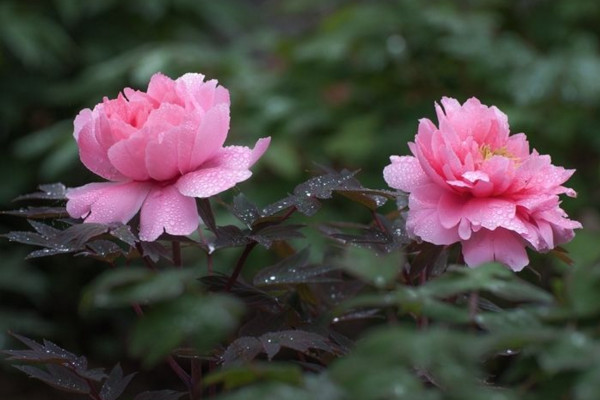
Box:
421;263;553;303
336;246;401;288
204;362;303;390
130;293;243;366
81;267;198;310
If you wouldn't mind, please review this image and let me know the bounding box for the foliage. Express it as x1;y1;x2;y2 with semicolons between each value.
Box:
2;167;600;399
2;0;600;399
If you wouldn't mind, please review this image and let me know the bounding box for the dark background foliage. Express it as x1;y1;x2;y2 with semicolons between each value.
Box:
1;0;600;399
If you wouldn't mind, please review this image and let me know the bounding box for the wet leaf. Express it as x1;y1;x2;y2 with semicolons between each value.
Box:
14;364;90;394
4;333;84;366
253;248;339;286
14;183;67;201
2;206;68;218
249;224;306;248
110;224;138;247
222;337;264;366
259;330;335;361
211;225;253;250
232;194;261;227
100;364;136;400
197;198;216;233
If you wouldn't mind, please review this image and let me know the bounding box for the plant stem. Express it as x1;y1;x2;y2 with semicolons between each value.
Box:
190;359;203;400
135;243;158;271
172;241;182;268
225;242;257;291
468;291;479;326
371;210;386;232
131;302;192;391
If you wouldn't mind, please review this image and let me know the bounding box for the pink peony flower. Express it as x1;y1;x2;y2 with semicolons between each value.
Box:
66;72;270;241
383;97;581;271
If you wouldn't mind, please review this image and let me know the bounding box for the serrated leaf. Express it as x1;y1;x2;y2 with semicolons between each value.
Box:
259;330;335;361
211;225;252;250
80;240;124;261
4;333;83;366
293;169;356;200
222;337;264;366
232;194;261;227
2;206;68;218
14;364;90;394
253;247;339;286
100;364;136;400
138;241;170;263
110;224;138;247
249;224;305;248
14;183;67;201
197;198;216;233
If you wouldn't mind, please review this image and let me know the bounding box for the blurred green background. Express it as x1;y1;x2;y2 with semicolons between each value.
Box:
1;0;600;398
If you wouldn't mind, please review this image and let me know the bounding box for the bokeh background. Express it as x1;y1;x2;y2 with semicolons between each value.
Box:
1;0;600;398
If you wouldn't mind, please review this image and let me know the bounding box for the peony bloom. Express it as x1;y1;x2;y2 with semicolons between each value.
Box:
383;97;581;271
66;72;270;241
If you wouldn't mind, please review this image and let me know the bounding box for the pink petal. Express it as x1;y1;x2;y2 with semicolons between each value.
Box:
176;168;253;198
408;207;461;245
383;156;428;193
139;185;199;241
438;192;465;229
203;137;271;170
75;109;126;181
145;126;183;181
462;228;529;271
66;181;152;224
462;197;517;232
176;74;228;112
107;133;151;181
186;104;231;172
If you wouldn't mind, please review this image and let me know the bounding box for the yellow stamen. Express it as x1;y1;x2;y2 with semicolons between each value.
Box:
480;144;514;160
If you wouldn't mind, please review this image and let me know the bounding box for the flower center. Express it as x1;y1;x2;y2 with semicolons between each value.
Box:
480;144;514;160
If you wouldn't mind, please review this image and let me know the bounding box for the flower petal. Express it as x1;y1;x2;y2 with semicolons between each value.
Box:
186;104;231;172
462;228;529;271
75;109;126;181
66;181;151;224
176;168;252;198
107;132;151;181
203;137;271;170
139;185;199;241
383;156;428;193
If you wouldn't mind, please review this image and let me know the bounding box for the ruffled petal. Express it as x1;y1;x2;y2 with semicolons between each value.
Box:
66;181;151;224
408;207;461;245
186;104;231;172
202;137;271;170
75;109;126;181
462;228;529;271
383;156;428;193
107;132;151;181
139;185;200;241
176;168;252;198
